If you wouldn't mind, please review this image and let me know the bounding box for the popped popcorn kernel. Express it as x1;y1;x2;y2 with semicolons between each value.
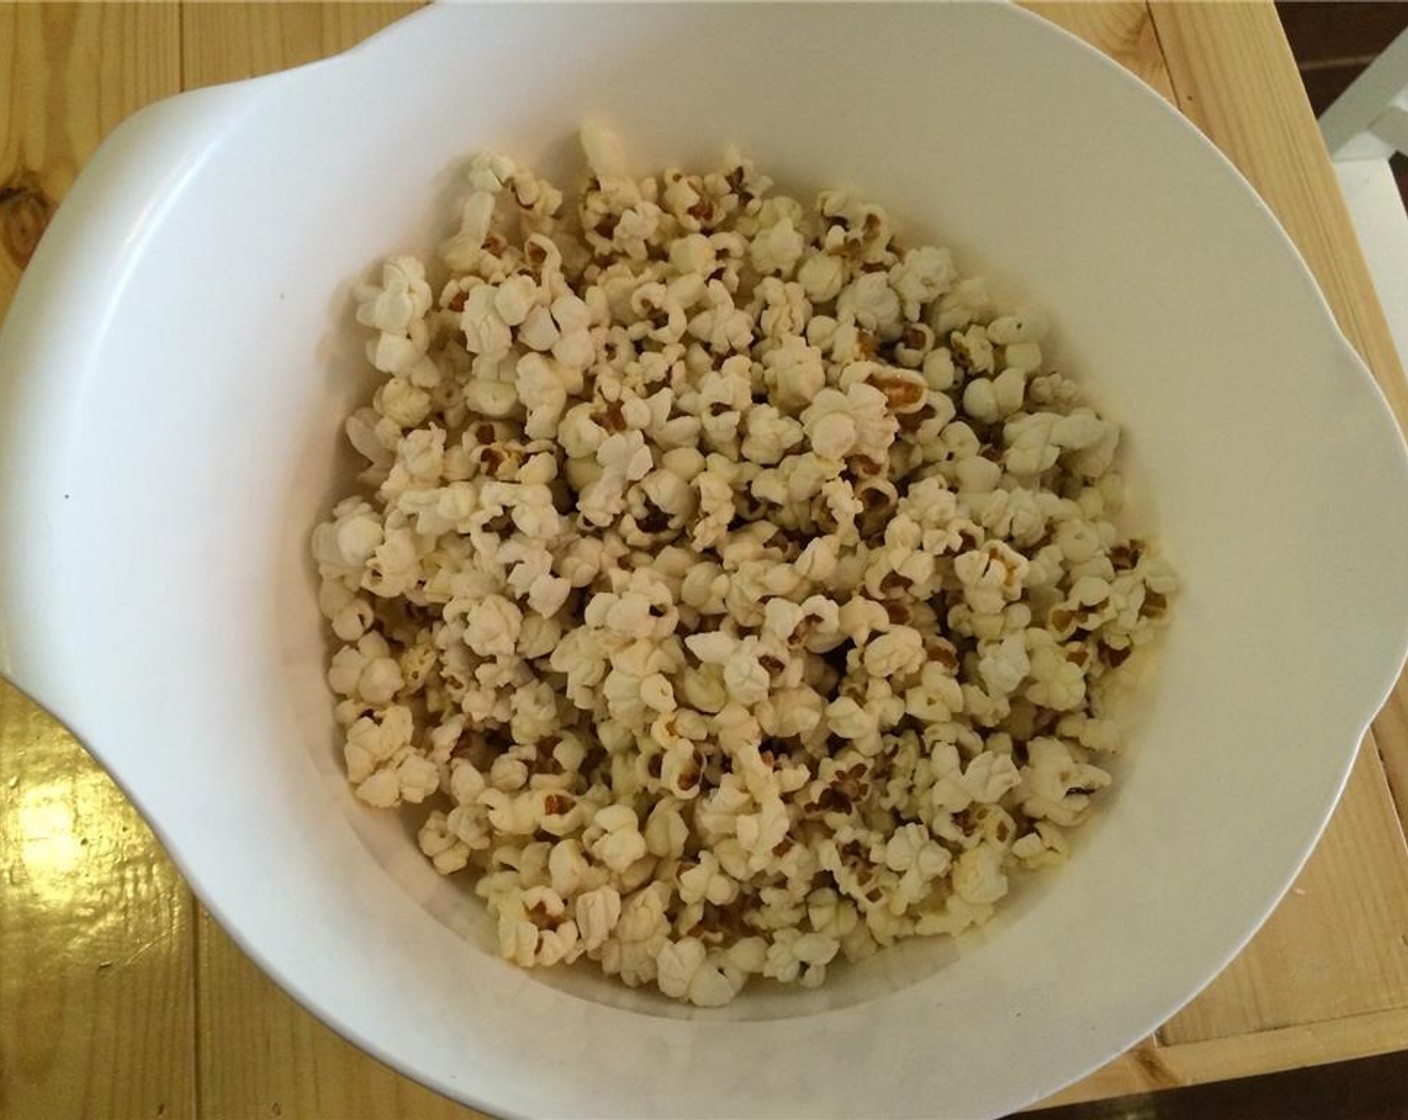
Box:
313;124;1176;1007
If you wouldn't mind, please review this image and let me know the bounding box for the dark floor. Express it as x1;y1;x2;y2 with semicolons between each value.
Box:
1021;1047;1408;1120
1003;8;1408;1119
1279;1;1408;112
1281;0;1408;200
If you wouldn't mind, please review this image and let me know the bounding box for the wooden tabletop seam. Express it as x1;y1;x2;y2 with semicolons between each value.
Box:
4;3;1408;1118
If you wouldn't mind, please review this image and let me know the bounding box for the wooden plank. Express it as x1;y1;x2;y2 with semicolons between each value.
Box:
0;3;183;311
1035;1004;1408;1109
0;6;192;1120
1026;1037;1168;1111
1159;1005;1408;1091
1161;747;1408;1044
194;910;485;1120
1025;0;1408;1089
180;2;421;89
1149;0;1408;417
1139;0;1408;1050
1023;1;1177;104
1373;669;1408;830
1;2;1399;1114
178;9;451;1118
0;681;196;1120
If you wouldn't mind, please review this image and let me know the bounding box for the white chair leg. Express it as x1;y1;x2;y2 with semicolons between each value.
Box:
1321;27;1408;160
1334;158;1408;368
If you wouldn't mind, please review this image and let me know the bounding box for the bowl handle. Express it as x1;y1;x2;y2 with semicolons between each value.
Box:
1329;336;1408;734
0;79;273;725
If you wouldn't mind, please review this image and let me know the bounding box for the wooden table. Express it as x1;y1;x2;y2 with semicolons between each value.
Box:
3;3;1408;1116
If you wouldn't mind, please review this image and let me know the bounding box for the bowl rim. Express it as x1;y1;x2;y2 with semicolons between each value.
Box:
2;3;1407;1117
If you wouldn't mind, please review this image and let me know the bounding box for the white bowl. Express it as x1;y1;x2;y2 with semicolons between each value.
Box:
3;5;1407;1117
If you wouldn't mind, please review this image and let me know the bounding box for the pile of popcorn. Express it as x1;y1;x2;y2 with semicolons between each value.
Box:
312;126;1175;1006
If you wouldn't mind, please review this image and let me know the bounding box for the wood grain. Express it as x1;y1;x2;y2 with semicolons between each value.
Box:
1039;1005;1408;1109
1024;1;1177;104
1143;0;1408;1045
195;910;483;1120
180;2;420;90
1160;750;1408;1044
5;2;1408;1116
177;8;466;1118
1373;673;1408;833
1031;0;1408;1095
0;4;181;312
0;7;192;1120
0;681;196;1120
1149;0;1408;415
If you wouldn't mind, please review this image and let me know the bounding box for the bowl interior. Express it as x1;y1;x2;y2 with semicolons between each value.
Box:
8;4;1408;1117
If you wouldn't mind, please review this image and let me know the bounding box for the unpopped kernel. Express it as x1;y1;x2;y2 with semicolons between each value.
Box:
312;126;1176;1006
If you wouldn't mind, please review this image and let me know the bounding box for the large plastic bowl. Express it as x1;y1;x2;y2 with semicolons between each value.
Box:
2;5;1407;1118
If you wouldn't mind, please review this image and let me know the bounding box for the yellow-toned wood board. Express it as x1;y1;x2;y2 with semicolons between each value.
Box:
176;6;474;1118
1158;748;1408;1045
1;4;182;310
194;909;483;1120
1024;1;1177;105
0;7;195;1120
3;3;1408;1117
1036;0;1408;1085
1139;0;1408;1042
1036;745;1408;1098
1149;0;1408;412
1373;671;1408;832
0;685;197;1120
1040;1005;1408;1109
180;1;421;89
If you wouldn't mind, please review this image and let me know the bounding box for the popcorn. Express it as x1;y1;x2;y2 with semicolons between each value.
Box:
1003;412;1060;476
837;273;903;337
343;704;413;784
986;306;1048;346
954;540;1030;616
418;811;472;875
497;887;582;968
1025;630;1088;712
1020;737;1112;826
961;751;1023;804
355;256;433;336
797;251;846;303
977;633;1031;697
1011;820;1070;870
801;383;896;463
890;246;957;319
749;217;806;277
313;498;384;577
656;937;739;1006
884;823;951;880
327;632;405;705
863;626;925;677
952;844;1009;906
590;804;648;872
762;336;827;414
949;324;995;375
741;405;804;466
313;124;1175;1007
515;353;569;440
462;595;523;658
